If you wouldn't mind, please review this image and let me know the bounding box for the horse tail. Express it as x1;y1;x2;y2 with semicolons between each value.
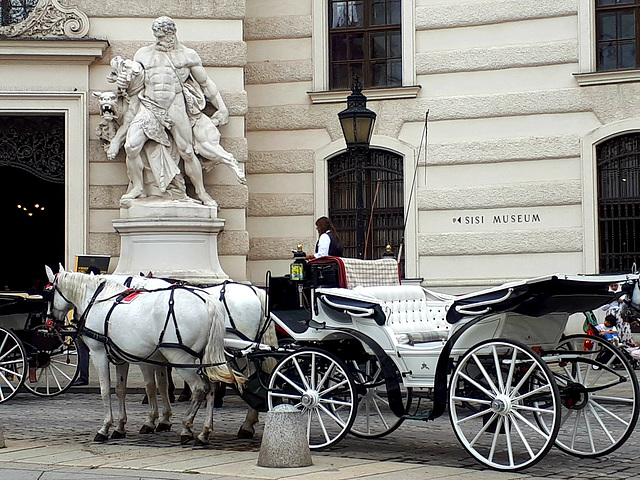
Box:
202;296;246;391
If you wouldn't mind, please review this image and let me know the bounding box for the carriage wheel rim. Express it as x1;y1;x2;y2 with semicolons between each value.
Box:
0;327;27;403
267;349;357;449
449;339;560;471
547;334;640;457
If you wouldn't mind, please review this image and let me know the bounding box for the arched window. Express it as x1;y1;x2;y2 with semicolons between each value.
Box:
597;133;640;273
328;148;404;266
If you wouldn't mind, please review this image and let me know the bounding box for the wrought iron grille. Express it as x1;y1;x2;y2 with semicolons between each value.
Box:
328;148;404;269
597;133;640;273
0;0;38;26
0;115;65;183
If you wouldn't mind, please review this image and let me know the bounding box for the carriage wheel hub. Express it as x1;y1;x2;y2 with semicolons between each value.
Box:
490;395;511;415
301;390;320;409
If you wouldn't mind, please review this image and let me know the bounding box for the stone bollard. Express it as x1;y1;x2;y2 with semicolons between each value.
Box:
257;404;312;468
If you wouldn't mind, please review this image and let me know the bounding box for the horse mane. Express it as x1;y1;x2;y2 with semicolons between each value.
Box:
58;271;127;306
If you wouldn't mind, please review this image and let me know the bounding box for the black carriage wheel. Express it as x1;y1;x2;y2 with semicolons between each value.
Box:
449;339;561;471
267;348;357;449
342;355;411;438
23;336;79;397
0;327;27;403
541;334;640;457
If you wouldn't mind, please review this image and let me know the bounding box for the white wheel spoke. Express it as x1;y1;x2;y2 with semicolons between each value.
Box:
276;371;306;394
511;409;551;440
315;408;331;444
504;416;514;468
591;394;634;405
492;345;505;393
458;371;496;400
512;383;551;403
513;404;556;415
319;378;348;397
488;416;504;463
587;402;615;445
292;357;311;391
318;402;347;428
590;399;630;426
471;353;500;396
455;407;493;425
451;395;492;405
511;414;536;460
468;412;498;447
509;361;537;398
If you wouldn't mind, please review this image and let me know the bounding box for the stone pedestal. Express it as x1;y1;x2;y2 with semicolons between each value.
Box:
112;199;228;284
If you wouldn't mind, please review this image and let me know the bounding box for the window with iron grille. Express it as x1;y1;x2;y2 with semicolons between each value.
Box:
597;133;640;273
596;0;640;71
329;0;402;90
0;0;38;26
328;149;404;270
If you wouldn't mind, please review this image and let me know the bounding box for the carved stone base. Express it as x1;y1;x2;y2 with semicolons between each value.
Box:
112;199;228;284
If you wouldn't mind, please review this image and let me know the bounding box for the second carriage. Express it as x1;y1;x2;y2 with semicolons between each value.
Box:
229;256;640;472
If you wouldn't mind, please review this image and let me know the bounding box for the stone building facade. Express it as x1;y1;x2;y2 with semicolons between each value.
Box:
2;0;639;289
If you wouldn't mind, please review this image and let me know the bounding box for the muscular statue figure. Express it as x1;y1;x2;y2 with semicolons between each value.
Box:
106;16;244;208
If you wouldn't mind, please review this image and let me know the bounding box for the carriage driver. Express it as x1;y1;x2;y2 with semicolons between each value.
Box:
307;216;344;259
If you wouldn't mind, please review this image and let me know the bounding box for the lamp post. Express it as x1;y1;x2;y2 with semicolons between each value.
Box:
338;76;376;259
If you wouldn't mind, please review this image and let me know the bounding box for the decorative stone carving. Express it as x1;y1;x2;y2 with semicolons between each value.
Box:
95;16;246;211
0;0;89;39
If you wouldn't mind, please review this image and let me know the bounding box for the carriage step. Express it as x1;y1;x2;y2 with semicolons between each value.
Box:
402;409;433;421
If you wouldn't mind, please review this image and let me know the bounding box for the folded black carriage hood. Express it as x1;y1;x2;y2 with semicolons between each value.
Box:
446;274;637;324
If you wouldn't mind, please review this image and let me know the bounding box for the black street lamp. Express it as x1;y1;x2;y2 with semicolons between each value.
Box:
338;77;376;259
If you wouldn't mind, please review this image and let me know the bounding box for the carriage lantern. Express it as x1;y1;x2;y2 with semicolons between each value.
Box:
290;244;306;281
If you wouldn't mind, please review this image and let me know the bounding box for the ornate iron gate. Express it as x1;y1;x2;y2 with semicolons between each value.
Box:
328;149;403;266
597;133;640;273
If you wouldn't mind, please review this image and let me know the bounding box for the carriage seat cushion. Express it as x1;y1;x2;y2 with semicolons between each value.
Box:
332;285;452;344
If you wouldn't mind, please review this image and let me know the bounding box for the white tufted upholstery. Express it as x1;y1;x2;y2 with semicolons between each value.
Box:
354;285;451;343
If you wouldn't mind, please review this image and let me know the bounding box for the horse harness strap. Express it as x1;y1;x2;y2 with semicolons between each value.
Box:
219;281;264;342
80;284;224;367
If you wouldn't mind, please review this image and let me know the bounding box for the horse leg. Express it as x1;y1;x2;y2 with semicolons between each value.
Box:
89;346;114;442
213;381;226;408
155;366;173;432
139;364;159;434
111;362;129;439
237;408;259;439
195;387;215;446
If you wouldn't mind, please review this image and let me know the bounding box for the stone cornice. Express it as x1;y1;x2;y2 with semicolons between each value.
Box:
0;39;108;64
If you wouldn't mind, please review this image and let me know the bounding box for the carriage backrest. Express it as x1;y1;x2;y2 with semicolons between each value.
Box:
354;285;451;341
309;256;400;289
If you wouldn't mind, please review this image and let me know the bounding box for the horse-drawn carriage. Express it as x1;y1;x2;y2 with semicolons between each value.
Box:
255;257;640;471
0;291;79;402
42;258;640;472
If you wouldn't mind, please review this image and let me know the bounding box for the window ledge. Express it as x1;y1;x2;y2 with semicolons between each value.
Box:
308;85;421;104
574;69;640;86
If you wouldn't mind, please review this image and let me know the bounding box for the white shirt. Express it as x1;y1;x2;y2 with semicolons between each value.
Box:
314;231;331;258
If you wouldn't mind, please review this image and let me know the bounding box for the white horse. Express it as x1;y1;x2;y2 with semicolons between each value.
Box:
45;266;243;445
104;274;278;439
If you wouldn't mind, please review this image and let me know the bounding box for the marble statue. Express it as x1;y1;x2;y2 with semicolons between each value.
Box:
95;16;245;208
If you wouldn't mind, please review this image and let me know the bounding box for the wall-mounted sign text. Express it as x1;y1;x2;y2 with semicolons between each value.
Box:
452;213;541;225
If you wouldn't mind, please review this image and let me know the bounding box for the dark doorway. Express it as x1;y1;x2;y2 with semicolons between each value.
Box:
597;133;640;273
0;115;65;292
328;148;404;268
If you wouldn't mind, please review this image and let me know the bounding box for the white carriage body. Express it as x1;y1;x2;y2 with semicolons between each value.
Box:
272;283;569;389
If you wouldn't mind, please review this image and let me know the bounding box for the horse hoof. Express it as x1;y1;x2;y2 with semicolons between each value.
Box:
237;428;254;440
93;432;108;443
180;434;194;445
155;423;172;433
139;424;155;435
194;437;209;447
110;430;126;440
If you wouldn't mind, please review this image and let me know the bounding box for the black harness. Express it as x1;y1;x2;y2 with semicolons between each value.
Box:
70;281;226;368
218;281;270;344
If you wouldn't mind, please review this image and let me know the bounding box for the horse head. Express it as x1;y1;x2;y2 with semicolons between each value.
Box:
45;264;75;322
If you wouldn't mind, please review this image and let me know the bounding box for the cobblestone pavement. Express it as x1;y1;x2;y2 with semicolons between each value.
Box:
1;390;639;480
